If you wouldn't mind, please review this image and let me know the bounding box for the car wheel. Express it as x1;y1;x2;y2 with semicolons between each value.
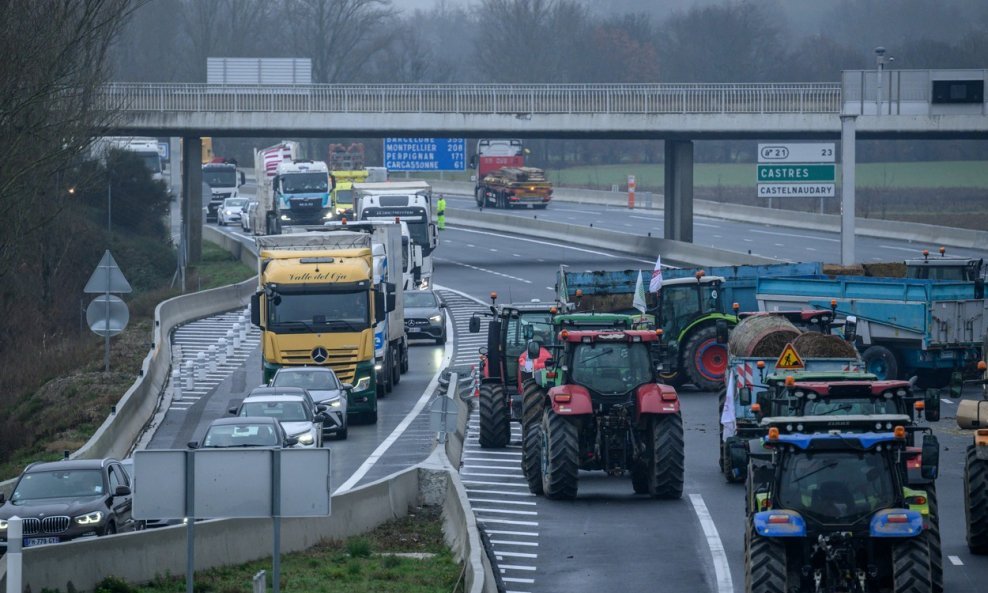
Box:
337;425;348;440
436;332;446;345
104;522;117;535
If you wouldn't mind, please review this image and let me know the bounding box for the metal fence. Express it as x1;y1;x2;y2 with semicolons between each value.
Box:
100;82;841;115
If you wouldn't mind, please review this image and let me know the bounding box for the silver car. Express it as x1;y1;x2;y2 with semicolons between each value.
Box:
269;367;350;440
229;394;325;448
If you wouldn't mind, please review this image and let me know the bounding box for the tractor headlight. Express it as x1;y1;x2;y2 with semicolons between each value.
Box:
74;511;104;525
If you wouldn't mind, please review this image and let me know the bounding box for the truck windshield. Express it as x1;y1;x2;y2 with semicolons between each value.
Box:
267;291;369;331
204;170;237;187
570;342;653;394
778;451;895;525
136;151;162;174
281;173;328;194
362;207;429;249
335;189;353;206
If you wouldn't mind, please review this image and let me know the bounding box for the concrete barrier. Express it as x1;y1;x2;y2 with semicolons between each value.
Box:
446;208;776;267
431;180;988;252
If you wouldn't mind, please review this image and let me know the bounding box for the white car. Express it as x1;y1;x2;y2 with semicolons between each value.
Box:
218;197;249;226
228;393;326;448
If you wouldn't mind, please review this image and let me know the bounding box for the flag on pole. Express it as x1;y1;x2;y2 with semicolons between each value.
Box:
633;270;647;315
649;254;663;293
720;368;737;441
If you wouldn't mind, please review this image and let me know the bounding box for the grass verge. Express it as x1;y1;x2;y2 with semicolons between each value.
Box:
102;507;462;593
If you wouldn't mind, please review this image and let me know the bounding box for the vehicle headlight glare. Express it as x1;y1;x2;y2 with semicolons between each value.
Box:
296;432;314;445
329;400;342;408
0;519;7;530
430;315;442;323
75;511;103;525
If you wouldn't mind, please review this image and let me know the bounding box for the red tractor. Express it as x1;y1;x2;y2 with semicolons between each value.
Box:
520;328;685;499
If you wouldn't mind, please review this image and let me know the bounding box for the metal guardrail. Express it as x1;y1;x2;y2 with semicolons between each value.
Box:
100;82;841;114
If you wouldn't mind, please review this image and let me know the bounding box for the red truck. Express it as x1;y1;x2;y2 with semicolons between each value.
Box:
470;139;552;209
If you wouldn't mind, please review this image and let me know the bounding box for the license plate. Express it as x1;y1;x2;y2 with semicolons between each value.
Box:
25;537;59;547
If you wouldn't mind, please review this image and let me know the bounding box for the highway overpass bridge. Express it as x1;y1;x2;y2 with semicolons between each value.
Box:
109;69;986;261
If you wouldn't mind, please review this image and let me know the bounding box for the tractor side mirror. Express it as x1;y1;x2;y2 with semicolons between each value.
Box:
737;387;752;407
920;433;939;480
524;325;535;340
755;392;770;417
843;315;857;343
544;358;555;368
923;389;941;422
715;319;729;344
469;316;481;334
527;341;541;359
239;171;246;186
285;436;299;448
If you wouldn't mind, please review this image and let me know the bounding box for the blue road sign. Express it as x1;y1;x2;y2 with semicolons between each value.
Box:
384;138;465;172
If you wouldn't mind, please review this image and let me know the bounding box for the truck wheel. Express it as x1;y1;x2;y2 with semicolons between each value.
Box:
648;413;684;499
541;410;579;500
475;187;484;207
927;486;943;593
862;345;899;380
685;326;728;391
391;345;401;386
400;343;409;373
478;383;510;448
745;533;787;593
631;465;649;494
521;381;546;494
892;537;932;593
965;444;988;553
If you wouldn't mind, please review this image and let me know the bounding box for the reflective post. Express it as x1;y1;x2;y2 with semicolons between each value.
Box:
6;516;22;593
272;449;282;593
186;451;195;593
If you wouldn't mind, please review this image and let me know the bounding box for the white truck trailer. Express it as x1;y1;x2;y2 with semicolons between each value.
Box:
353;181;436;288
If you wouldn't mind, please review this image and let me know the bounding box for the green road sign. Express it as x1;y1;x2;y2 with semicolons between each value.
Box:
757;164;836;182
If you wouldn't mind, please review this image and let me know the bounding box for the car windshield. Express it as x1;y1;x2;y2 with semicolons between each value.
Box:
799;398;901;416
404;292;438;308
778;451;896;524
267;290;369;331
224;198;248;208
11;469;104;501
281;173;328;194
570;342;653;394
203;423;279;447
204;170;236;187
240;401;308;422
272;371;340;390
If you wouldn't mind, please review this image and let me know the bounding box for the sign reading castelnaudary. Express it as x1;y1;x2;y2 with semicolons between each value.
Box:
757;143;836;199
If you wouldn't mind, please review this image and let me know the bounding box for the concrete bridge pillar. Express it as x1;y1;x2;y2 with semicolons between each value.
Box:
840;115;857;266
182;136;203;264
664;139;694;243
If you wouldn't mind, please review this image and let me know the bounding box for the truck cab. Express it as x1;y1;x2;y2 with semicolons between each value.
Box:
273;160;335;226
202;160;244;223
354;183;437;288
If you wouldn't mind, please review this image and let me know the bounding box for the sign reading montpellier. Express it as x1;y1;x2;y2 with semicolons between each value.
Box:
384;137;466;172
756;143;836;198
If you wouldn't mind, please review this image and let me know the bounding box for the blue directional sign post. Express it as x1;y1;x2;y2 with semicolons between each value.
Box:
384;138;466;172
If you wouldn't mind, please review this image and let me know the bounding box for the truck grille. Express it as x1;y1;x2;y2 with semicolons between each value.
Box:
280;347;359;382
21;516;71;534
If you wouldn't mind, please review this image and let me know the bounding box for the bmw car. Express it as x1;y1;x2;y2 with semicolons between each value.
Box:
404;290;447;344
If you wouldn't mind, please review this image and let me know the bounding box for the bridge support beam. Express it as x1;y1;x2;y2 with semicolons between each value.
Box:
664;140;694;243
182;136;203;264
840;115;857;266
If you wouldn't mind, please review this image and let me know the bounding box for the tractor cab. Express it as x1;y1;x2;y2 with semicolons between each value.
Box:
656;274;726;341
905;247;984;283
543;329;663;399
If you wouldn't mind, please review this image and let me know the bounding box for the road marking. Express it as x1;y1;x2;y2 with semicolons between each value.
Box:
471;499;537;506
463;451;522;457
948;555;964;566
465;464;521;471
499;564;537;571
473;508;539;516
502;577;535;584
461;471;529;479
689;493;734;593
477;518;539;526
750;229;839;243
435;257;532;284
465;489;534;497
448;227;651;263
806;247;817;251
492;539;539;546
496;551;539;558
485;530;539;537
334;308;455;493
941;398;953;404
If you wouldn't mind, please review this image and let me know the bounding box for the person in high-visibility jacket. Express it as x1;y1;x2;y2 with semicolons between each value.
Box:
437;194;446;230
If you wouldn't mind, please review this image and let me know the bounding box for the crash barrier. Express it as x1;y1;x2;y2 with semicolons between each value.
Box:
445;208;775;267
431;180;988;252
203;224;259;269
443;373;473;469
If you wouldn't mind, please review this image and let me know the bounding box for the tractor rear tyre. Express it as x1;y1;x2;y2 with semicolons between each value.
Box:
745;532;787;593
631;466;649;494
927;486;943;593
964;444;988;554
521;380;545;440
521;381;546;494
478;383;510;448
892;537;933;593
685;326;729;391
659;370;686;388
648;413;685;499
862;345;899;381
541;410;579;500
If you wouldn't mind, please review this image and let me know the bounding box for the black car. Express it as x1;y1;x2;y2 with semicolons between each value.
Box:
0;458;136;549
404;290;447;344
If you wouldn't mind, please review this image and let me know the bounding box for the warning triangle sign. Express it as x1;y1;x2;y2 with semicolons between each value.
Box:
84;250;132;294
775;342;805;370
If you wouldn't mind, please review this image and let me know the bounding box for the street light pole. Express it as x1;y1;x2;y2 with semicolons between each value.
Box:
875;46;887;116
105;174;112;373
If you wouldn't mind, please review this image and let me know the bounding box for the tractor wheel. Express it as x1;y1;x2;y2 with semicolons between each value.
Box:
659;370;686;388
745;532;787;593
927;485;943;593
631;466;649;494
521;380;545;441
862;345;899;380
522;421;544;495
648;413;684;499
478;383;510;448
685;326;729;392
892;536;933;593
540;410;579;500
717;388;727;472
964;444;988;553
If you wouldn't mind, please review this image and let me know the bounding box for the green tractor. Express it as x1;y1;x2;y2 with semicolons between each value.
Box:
654;272;736;391
520;328;684;500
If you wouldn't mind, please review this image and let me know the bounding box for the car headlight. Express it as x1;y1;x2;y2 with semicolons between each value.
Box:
74;511;103;525
429;314;442;323
295;432;314;446
329;399;342;408
354;376;371;391
0;519;7;530
374;363;383;371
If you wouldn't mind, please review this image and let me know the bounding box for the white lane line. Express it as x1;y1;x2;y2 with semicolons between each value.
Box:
948;555;964;566
476;518;539;526
497;551;539;559
334;312;454;493
485;530;539;537
500;564;537;571
448;226;651;263
460;472;528;479
689;493;733;593
492;539;539;547
750;229;839;243
470;499;537;506
463;451;523;457
465;489;535;497
806;247;817;251
502;577;535;584
475;508;538;516
463;457;526;464
462;465;519;471
942;398;954;404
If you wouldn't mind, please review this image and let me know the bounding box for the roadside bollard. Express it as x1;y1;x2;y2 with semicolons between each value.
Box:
196;352;206;382
207;345;218;373
232;327;241;350
173;344;183;364
217;337;227;365
172;369;182;401
7;517;22;593
226;330;236;356
183;360;195;391
238;317;248;341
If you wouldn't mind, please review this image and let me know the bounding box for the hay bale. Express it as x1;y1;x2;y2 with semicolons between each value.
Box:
791;332;858;358
823;263;865;276
729;315;801;358
863;262;907;278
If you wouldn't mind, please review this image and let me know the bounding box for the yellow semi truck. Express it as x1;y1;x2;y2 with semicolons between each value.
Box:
250;232;397;424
